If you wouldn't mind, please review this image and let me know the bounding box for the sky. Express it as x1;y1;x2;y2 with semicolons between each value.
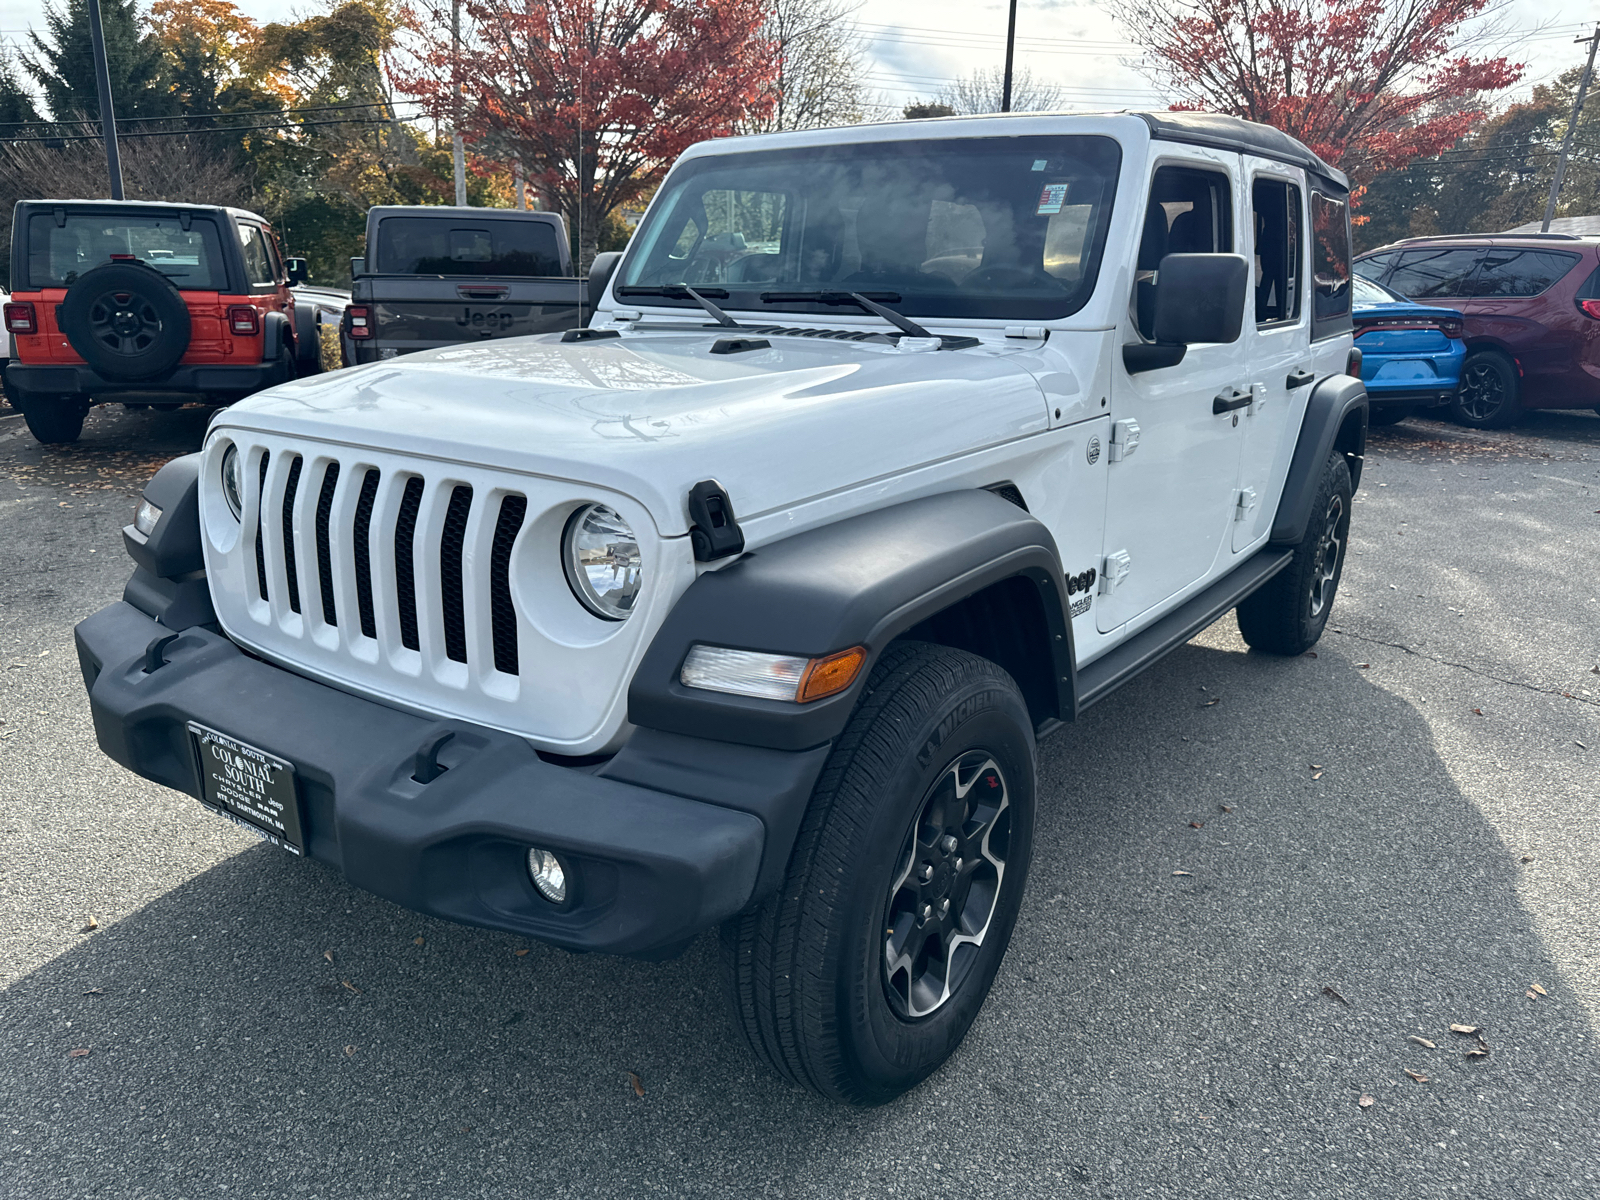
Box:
1;0;1595;119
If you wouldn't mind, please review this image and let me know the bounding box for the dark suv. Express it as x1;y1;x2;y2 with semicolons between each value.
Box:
2;200;321;444
1354;233;1600;428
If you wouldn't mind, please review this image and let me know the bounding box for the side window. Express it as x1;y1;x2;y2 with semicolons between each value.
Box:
237;223;274;288
1133;164;1234;339
1253;178;1302;325
1385;248;1481;299
1310;191;1351;331
1472;250;1581;298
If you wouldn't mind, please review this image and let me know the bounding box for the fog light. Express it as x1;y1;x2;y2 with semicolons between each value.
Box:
133;497;162;537
527;847;568;904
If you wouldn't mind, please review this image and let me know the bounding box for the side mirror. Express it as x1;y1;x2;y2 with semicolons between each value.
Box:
1125;253;1250;374
585;251;623;322
349;256;366;278
284;257;309;286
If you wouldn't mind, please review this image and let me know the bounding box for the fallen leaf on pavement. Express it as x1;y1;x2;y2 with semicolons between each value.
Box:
1357;663;1370;669
1322;985;1348;1005
1530;983;1547;996
514;948;529;957
1220;805;1234;813
323;950;334;964
1403;1069;1429;1083
1358;1094;1375;1109
82;988;104;996
1408;1036;1436;1049
344;1045;356;1057
1472;708;1484;716
340;980;361;994
1312;770;1323;780
1311;764;1323;770
1520;855;1534;863
1189;821;1203;829
1200;697;1221;707
68;1049;90;1058
1304;651;1317;658
80;917;98;932
628;1071;645;1098
413;936;425;946
1450;1024;1478;1035
1172;870;1192;876
1466;1047;1490;1059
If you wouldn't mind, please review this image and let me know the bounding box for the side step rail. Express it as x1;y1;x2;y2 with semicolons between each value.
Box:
1074;547;1294;714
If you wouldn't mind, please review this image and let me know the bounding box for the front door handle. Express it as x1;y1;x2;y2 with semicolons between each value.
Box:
1286;368;1316;389
1213;387;1252;414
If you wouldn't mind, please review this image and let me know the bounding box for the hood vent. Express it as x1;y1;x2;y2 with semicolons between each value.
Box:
743;325;896;344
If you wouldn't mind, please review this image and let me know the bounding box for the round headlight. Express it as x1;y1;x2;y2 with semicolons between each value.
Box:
220;444;243;521
562;503;642;620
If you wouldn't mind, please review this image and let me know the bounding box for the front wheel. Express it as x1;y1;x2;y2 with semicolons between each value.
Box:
1236;451;1353;655
722;643;1036;1105
1452;351;1519;428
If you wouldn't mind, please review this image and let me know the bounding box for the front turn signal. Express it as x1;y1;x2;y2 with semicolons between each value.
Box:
797;646;868;704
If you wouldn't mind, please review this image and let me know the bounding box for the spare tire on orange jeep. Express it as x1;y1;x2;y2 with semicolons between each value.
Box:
59;262;192;382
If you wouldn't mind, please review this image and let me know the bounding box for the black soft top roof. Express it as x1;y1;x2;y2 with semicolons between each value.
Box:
1136;112;1347;190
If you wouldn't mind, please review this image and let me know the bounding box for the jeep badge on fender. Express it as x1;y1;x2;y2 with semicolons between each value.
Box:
74;111;1365;1106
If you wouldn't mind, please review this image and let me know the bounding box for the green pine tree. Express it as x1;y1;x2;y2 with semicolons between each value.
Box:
0;49;42;125
24;0;171;122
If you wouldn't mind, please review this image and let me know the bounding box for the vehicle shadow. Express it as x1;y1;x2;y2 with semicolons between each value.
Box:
1372;408;1600;455
2;633;1596;1199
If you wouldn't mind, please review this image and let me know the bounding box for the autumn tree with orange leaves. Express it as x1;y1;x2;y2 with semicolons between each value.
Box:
1111;0;1524;181
399;0;778;268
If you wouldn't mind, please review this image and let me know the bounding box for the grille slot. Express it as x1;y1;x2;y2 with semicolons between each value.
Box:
314;461;340;626
281;455;304;614
440;485;474;664
394;475;425;651
353;468;380;639
489;494;527;675
254;451;270;602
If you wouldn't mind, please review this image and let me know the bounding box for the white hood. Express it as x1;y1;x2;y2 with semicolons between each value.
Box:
215;329;1052;535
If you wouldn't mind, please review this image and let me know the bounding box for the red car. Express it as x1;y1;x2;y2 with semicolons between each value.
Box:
1354;233;1600;428
2;200;320;444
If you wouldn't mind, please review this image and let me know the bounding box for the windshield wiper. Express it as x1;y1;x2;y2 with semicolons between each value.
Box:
614;284;743;328
758;290;941;341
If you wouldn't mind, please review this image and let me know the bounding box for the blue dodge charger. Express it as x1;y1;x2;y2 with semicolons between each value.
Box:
1352;275;1466;426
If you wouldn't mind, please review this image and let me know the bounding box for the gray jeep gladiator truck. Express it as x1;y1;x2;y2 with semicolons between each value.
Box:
75;111;1365;1104
341;206;583;364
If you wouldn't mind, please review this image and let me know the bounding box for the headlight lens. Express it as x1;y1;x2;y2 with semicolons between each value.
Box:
562;503;642;620
220;444;243;520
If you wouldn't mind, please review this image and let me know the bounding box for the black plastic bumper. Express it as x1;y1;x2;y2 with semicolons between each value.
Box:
74;601;785;958
4;358;289;398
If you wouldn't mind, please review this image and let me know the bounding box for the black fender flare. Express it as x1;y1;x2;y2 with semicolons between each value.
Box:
627;489;1076;752
120;452;216;630
1270;372;1367;546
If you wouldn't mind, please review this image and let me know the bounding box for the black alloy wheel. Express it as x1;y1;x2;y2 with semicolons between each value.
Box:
1451;351;1519;429
59;262;192;382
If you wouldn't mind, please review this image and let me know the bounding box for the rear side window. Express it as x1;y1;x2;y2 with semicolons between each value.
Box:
238;224;276;288
1310;191;1351;335
374;217;564;276
1386;248;1482;299
1472;249;1581;297
24;212;227;290
1354;251;1394;281
1253;177;1302;325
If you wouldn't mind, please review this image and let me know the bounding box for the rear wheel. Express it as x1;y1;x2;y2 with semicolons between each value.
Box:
15;391;90;444
722;643;1036;1105
1237;451;1353;655
1451;351;1519;428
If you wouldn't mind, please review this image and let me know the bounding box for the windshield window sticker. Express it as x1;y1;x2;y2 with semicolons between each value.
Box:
1036;183;1069;215
1032;159;1049;172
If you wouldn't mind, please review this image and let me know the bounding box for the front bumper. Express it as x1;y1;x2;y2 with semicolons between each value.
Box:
4;358;289;399
74;600;772;957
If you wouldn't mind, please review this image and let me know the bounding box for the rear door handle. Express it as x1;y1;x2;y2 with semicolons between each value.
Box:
457;285;509;300
1213;387;1252;414
1286;368;1316;389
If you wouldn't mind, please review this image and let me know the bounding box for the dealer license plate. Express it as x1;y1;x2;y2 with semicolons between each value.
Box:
188;722;305;855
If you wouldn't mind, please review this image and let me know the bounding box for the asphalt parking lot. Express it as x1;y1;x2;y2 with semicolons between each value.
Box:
2;400;1599;1199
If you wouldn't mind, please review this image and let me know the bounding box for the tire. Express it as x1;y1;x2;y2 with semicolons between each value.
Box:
59;262;192;382
16;391;91;444
722;642;1037;1105
1236;451;1353;655
1367;405;1413;427
1451;351;1519;429
292;304;322;376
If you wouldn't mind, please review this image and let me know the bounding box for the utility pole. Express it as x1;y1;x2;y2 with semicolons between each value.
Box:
1001;0;1018;113
87;0;124;199
451;0;467;206
1542;24;1600;232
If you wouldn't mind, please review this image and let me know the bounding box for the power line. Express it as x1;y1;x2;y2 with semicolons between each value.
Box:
0;115;406;143
0;99;424;130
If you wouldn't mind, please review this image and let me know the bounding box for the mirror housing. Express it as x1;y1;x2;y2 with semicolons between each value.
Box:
585;251;623;324
284;256;309;286
1125;253;1250;375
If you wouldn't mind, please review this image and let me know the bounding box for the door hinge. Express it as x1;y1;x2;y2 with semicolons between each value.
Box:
1108;418;1141;462
1100;550;1132;594
1234;487;1258;522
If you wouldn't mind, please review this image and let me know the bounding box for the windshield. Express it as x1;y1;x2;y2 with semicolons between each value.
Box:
619;135;1122;321
25;212;227;289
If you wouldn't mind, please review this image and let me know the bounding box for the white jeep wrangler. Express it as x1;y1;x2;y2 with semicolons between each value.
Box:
76;111;1365;1105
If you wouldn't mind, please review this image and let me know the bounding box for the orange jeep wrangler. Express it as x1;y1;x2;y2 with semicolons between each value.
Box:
2;200;320;444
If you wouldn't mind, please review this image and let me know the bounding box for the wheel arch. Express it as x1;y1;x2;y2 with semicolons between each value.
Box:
627;490;1075;752
1271;372;1367;546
